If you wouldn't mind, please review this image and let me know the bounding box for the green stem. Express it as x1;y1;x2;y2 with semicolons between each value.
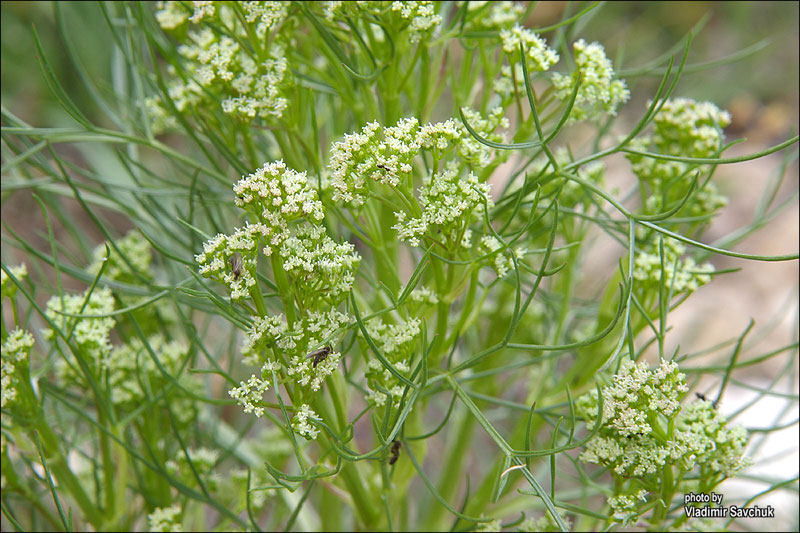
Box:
270;254;297;327
35;421;104;528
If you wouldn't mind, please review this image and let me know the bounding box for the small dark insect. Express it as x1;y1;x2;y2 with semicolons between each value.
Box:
695;392;718;409
229;252;243;280
376;163;387;170
307;345;332;368
389;439;401;465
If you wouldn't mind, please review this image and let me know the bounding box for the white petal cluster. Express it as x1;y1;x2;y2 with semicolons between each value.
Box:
465;1;524;31
44;287;116;366
155;1;189;30
651;98;731;158
88;230;153;283
1;329;34;408
633;237;714;293
229;372;271;418
364;318;418;407
607;490;648;523
279;224;360;302
330;112;506;207
551;39;629;123
500;25;559;72
479;235;513;278
457;107;510;167
409;285;438;305
242;1;288;38
106;335;189;406
366;317;421;357
390;2;442;43
189;1;215;23
576;359;750;481
165;447;221;492
194;225;261;300
148;505;183;533
151;3;293;129
329;119;418;206
234;160;324;226
675;400;751;476
394;164;492;248
1;263;27;299
287;350;342;392
241;308;350;395
221;48;290;120
292;404;320;439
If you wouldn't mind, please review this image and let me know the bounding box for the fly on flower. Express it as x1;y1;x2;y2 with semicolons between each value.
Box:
307;345;332;368
228;252;243;280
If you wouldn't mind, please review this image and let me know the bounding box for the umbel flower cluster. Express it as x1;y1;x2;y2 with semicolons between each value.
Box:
195;160;360;437
629;97;732;216
576;359;750;518
633;233;715;294
329;110;507;252
40;234;200;422
150;1;293;129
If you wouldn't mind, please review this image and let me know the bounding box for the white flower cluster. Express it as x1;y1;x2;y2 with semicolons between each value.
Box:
479;235;513;278
393;163;492;247
518;511;573;532
1;263;27;299
628;98;731;187
244;309;348;363
607;490;648;524
409;285;438;305
367;317;421;357
391;2;442;43
238;309;349;399
652;98;731;158
492;63;527;104
601;359;688;436
457;107;510;167
279;224;361;302
329;119;418;206
88;230;153;283
45;287;116;371
292;404;320;440
500;25;559;72
330;112;506;207
364;317;418;407
151;2;293;128
242;1;288;38
168;447;218;472
234;160;324;241
195;226;260;300
196;161;349;303
551;39;629;123
633;237;714;293
675;399;751;476
576;359;750;481
1;329;34;409
464;1;524;32
197;162;359;421
105;335;190;407
189;1;215;24
165;447;221;493
229;369;271;418
148;504;183;532
287;349;342;392
322;1;344;20
155;1;189;30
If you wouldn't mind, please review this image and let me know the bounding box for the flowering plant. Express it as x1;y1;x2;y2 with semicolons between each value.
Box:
1;2;798;531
